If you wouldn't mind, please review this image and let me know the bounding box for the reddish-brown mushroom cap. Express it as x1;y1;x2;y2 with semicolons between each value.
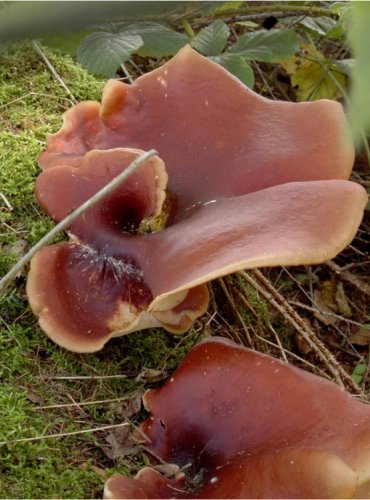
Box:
39;46;354;213
104;337;370;499
27;146;367;352
27;46;367;352
26;149;209;352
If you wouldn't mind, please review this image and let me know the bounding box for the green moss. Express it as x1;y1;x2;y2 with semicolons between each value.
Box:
0;42;202;499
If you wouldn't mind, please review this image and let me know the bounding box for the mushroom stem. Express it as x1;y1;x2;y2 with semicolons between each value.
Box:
0;148;158;294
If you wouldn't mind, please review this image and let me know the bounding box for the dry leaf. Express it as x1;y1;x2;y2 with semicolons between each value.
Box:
349;324;370;345
101;426;138;460
108;392;142;418
135;368;167;383
281;43;347;101
313;280;352;324
334;282;352;317
313;289;337;325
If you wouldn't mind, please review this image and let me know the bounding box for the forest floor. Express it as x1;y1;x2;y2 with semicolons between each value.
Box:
0;37;369;499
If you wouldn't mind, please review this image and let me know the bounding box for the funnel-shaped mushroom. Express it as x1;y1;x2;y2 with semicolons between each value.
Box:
27;46;367;352
104;337;370;499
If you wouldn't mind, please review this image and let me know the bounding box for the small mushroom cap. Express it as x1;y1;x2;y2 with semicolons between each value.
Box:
104;468;186;500
27;160;367;352
26;149;209;352
39;46;354;213
35;148;168;248
104;337;370;498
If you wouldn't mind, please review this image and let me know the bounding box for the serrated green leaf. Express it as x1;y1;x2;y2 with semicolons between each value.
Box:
121;22;188;57
193;20;229;56
213;54;254;87
77;31;143;77
227;29;299;63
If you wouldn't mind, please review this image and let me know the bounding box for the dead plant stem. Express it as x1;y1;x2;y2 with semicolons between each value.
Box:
0;422;129;446
32;40;78;105
239;269;363;395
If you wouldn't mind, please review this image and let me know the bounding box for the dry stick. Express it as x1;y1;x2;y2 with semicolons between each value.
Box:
248;269;359;391
0;422;129;446
34;396;135;410
218;277;253;346
239;270;363;395
0;192;13;211
32;40;78;105
237;291;288;364
46;374;127;381
0;149;158;294
184;3;335;22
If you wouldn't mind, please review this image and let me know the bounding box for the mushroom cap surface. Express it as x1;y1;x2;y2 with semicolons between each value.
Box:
104;337;370;499
27;46;367;351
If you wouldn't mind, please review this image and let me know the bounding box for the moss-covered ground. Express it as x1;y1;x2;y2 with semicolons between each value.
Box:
0;43;206;498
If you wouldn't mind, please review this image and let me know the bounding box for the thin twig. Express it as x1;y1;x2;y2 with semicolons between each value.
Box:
239;269;364;395
236;291;288;363
219;277;253;346
45;374;127;381
34;396;133;410
32;40;78;105
0;192;13;211
184;4;335;23
0;149;158;293
0;422;129;446
216;11;320;26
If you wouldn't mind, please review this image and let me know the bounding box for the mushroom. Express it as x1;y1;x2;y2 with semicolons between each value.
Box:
104;337;370;499
27;46;367;352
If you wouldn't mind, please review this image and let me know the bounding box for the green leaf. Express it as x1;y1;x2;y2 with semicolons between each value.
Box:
333;59;354;76
348;2;370;145
121;22;188;57
77;31;143;77
351;363;367;385
213;54;254;88
299;16;336;36
192;20;229;56
227;29;299;63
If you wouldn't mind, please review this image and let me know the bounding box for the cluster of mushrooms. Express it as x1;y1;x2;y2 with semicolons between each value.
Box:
27;46;369;498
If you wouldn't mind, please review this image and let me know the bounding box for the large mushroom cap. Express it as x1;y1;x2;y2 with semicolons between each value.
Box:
104;337;370;499
27;46;367;352
39;46;354;213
